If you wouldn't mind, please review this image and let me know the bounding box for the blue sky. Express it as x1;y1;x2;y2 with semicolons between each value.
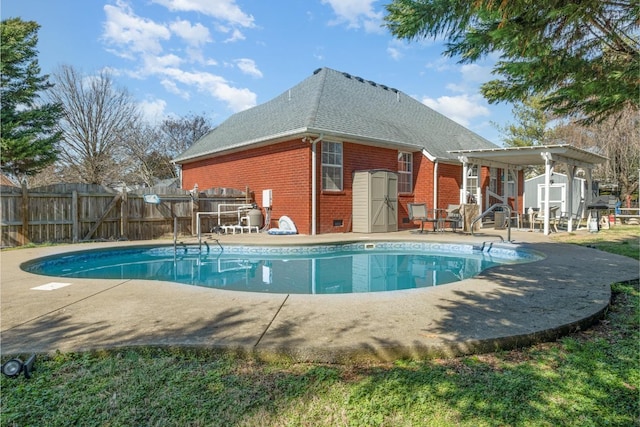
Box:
3;0;514;144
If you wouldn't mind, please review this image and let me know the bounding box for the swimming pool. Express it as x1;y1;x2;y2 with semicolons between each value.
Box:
22;241;542;294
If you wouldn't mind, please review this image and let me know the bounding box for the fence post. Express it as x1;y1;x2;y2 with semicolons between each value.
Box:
191;184;199;236
120;188;128;239
72;190;79;243
20;182;30;246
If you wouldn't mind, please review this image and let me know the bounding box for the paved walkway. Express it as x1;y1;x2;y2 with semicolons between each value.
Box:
1;229;638;362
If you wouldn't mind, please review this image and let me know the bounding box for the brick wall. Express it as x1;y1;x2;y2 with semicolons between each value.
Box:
438;163;463;208
180;138;479;234
181;140;312;232
319;142;404;233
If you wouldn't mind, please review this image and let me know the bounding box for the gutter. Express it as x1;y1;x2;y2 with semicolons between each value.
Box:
307;134;323;235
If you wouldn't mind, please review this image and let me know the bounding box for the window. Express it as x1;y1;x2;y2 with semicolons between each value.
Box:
489;167;498;192
398;152;413;193
504;170;516;198
322;141;342;191
467;165;478;203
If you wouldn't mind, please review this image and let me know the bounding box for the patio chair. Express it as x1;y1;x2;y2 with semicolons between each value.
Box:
442;204;462;231
533;206;560;232
506;198;521;229
559;200;585;230
408;203;440;233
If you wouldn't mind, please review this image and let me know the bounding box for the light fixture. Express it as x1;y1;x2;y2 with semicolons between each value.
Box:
1;354;36;379
1;358;23;378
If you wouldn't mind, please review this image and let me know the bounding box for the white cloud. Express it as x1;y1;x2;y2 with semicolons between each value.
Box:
321;0;383;33
170;19;212;46
139;98;168;124
101;0;257;112
144;53;184;71
160;78;189;98
161;67;257;112
224;28;246;43
387;46;401;60
103;0;171;57
421;94;490;126
460;63;493;84
151;0;255;28
235;58;262;78
425;57;453;72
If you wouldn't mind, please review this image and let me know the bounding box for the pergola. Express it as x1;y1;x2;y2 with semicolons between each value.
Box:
449;144;608;235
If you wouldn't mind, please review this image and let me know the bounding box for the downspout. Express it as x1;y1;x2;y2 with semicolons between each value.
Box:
433;160;439;211
309;134;323;235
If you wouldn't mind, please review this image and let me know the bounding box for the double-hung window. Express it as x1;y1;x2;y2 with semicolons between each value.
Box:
322;141;342;191
398;152;413;193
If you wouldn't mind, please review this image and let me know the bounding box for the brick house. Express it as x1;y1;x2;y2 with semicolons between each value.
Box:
174;67;519;235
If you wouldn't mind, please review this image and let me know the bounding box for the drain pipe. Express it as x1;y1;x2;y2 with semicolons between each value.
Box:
309;134;323;235
433;160;439;212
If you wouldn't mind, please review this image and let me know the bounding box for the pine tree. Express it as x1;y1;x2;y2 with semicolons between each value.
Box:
1;18;62;181
498;96;555;148
384;0;639;124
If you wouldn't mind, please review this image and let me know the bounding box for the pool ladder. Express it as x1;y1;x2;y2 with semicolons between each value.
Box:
470;203;513;242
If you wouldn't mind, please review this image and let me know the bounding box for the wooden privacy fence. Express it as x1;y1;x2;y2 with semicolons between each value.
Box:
0;183;252;248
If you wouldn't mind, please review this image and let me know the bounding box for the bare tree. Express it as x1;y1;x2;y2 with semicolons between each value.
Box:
119;114;213;186
554;106;640;204
48;65;140;185
160;114;213;160
121;124;174;187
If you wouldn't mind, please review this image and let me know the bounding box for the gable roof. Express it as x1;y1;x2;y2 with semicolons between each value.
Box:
174;67;498;164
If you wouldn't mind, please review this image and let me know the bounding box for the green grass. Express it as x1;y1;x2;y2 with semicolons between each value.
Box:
551;224;640;261
2;227;639;426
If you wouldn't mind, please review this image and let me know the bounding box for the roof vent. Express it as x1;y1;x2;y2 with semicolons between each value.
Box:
355;76;364;82
380;85;389;90
342;72;352;79
367;80;377;87
313;68;322;75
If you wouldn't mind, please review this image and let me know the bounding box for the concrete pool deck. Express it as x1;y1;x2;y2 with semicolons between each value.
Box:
1;229;638;362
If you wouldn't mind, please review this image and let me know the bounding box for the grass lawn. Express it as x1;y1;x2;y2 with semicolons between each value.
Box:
1;227;638;426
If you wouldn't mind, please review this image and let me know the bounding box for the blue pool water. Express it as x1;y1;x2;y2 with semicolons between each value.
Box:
22;242;540;294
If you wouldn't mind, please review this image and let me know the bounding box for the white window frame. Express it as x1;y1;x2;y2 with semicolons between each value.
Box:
489;167;498;192
398;151;413;193
467;165;479;193
321;141;343;191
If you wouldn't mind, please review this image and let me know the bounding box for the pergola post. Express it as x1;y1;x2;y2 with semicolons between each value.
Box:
459;156;469;205
566;165;576;231
541;152;554;235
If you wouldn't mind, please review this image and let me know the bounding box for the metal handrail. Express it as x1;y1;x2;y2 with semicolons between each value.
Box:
470;203;513;242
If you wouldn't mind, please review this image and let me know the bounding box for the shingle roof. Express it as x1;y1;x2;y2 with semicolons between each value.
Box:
174;67;498;163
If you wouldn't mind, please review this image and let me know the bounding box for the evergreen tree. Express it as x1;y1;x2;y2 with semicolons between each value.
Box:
384;0;639;123
1;18;62;181
498;96;555;148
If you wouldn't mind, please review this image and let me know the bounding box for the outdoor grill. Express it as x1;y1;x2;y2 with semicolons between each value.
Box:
586;195;618;210
587;195;619;232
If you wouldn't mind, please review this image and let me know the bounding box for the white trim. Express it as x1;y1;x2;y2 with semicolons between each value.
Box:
321;140;343;191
